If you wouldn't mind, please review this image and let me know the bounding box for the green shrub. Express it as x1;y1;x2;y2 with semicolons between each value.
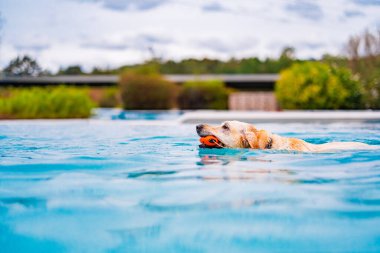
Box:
98;87;120;108
0;86;95;119
275;62;364;109
178;80;229;109
363;77;380;109
119;71;178;109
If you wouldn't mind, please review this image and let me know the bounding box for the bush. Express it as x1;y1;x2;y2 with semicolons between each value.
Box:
275;62;364;109
119;71;178;109
88;87;120;108
99;87;120;108
0;86;95;119
363;76;380;109
178;80;229;109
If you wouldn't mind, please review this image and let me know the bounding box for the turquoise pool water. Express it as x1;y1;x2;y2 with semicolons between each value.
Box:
1;119;380;253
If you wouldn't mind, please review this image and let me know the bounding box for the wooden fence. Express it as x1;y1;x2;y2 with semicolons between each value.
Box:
229;92;279;111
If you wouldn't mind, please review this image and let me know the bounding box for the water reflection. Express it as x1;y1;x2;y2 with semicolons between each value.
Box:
197;148;296;183
197;148;272;165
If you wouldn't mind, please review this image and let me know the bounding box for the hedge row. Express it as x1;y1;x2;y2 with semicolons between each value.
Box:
0;86;95;119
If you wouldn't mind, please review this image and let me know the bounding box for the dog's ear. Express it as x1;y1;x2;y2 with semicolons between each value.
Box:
241;125;258;148
256;130;272;149
242;126;272;149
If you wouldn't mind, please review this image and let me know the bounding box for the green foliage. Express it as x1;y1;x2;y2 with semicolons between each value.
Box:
178;80;229;110
58;65;84;75
340;28;380;109
89;55;299;75
98;87;120;108
275;62;364;109
351;56;380;109
3;55;43;76
121;62;160;76
362;73;380;109
119;71;178;109
322;54;380;109
91;67;116;75
0;86;95;119
89;47;299;75
157;55;299;74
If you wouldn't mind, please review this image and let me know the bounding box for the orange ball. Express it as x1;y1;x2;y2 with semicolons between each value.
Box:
199;136;220;147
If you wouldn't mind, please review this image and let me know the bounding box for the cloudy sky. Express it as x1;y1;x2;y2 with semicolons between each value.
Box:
1;0;380;71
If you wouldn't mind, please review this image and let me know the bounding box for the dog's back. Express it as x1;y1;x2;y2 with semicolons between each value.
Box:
270;133;375;152
313;141;376;152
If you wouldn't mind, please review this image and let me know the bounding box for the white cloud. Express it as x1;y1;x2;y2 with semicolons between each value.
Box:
1;0;379;71
352;0;380;6
285;0;324;21
202;2;229;12
71;0;168;11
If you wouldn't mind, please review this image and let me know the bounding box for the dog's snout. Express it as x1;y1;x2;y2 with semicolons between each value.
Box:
196;124;204;133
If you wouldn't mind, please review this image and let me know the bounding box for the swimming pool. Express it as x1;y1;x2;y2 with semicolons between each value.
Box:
1;118;380;252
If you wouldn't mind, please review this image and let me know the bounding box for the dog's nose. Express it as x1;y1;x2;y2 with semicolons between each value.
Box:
196;124;204;133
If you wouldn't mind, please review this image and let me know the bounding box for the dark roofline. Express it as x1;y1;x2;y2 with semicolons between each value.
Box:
0;74;279;89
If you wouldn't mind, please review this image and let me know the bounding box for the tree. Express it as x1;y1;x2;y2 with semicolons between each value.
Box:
58;65;84;75
344;28;380;108
345;35;361;72
277;47;296;71
3;55;42;76
280;47;295;60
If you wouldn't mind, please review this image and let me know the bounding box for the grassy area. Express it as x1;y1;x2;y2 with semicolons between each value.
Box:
0;86;95;119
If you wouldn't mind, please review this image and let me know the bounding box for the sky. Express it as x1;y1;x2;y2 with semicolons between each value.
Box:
1;0;380;72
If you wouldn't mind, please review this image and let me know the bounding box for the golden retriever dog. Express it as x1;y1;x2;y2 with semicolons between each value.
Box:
196;120;374;152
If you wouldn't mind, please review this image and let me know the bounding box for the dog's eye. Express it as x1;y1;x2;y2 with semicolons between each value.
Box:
222;124;229;130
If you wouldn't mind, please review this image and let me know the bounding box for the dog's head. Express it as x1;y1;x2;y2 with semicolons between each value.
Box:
196;120;273;149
